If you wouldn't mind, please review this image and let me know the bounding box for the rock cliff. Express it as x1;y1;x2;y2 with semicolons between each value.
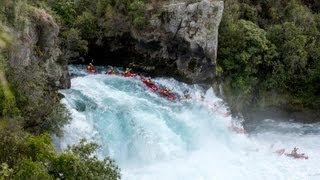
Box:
5;6;70;131
91;0;224;83
132;0;223;82
8;7;69;90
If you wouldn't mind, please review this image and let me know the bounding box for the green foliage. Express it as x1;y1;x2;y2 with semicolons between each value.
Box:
50;139;121;180
0;163;13;180
218;18;276;109
0;26;11;48
0;120;27;166
128;0;147;27
13;159;53;180
0;123;120;180
218;0;320;111
75;11;98;40
41;104;71;137
60;28;88;60
22;133;55;162
51;0;76;27
0;53;20;117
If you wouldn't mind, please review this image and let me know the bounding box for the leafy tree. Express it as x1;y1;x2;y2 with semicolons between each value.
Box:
128;0;147;27
0;163;13;180
218;19;276;109
75;11;98;41
219;0;320;112
13;159;53;180
51;0;76;27
0;124;120;180
50;139;120;180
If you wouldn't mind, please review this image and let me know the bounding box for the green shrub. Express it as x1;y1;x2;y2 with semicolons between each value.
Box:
0;124;120;180
41;104;71;137
128;0;147;27
218;19;276;108
0;163;13;180
51;0;76;27
218;0;320;110
75;11;98;40
50;139;121;180
13;159;53;180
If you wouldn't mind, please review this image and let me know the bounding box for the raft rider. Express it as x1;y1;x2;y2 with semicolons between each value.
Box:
106;67;115;74
87;62;94;70
163;87;171;96
124;68;131;75
286;147;308;159
146;77;152;84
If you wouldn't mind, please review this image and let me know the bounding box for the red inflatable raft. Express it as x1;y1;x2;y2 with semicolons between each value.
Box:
122;73;138;77
141;78;158;91
87;67;96;73
159;88;175;101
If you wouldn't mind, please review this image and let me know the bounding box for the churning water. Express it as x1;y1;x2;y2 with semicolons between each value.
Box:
56;65;320;180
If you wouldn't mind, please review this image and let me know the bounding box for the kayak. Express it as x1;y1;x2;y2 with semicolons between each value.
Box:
122;73;137;77
141;78;158;91
285;153;308;159
159;88;175;101
87;67;96;73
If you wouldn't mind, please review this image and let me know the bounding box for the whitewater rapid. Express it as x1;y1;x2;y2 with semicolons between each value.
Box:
56;66;320;180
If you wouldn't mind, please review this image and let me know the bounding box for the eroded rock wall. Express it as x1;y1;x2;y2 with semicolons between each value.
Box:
132;0;223;82
89;0;223;83
5;6;70;130
8;8;69;90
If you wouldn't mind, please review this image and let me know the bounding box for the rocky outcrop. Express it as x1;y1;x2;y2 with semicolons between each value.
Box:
91;0;224;83
141;0;223;82
132;0;223;82
4;6;70;131
7;7;69;89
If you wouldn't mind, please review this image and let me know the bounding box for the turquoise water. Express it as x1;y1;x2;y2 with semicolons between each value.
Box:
56;65;320;180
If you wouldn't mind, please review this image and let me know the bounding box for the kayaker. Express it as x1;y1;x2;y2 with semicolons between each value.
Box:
124;68;131;74
106;67;115;74
291;147;298;155
285;147;308;159
87;63;94;70
163;87;170;96
146;78;152;84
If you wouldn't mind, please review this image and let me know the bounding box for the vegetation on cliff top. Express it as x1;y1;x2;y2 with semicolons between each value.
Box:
218;0;320;114
49;0;150;61
0;0;120;179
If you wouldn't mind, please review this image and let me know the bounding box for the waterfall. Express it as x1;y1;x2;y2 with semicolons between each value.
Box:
55;65;320;180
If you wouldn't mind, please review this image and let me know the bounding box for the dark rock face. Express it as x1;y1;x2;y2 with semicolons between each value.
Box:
88;0;224;83
138;0;224;83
